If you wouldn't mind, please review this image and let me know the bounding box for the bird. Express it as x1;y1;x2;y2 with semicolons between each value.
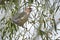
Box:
11;7;32;28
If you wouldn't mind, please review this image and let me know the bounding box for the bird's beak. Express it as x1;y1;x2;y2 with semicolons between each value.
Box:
29;8;32;12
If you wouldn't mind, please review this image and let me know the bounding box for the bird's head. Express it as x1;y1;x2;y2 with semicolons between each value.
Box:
25;8;32;14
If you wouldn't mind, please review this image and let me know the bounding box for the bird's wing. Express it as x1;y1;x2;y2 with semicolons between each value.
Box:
15;12;26;19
